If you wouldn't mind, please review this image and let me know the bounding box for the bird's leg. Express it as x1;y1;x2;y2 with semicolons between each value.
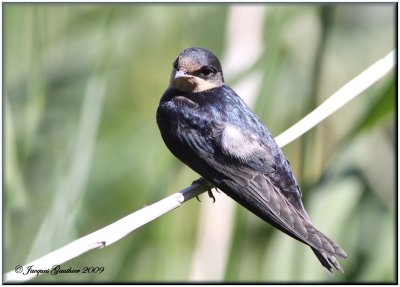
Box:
192;177;216;203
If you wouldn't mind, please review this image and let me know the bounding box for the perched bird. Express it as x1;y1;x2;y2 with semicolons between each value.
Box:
156;47;347;273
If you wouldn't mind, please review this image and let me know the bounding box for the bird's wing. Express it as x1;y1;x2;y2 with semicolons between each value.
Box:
217;123;346;258
175;118;346;264
216;121;311;220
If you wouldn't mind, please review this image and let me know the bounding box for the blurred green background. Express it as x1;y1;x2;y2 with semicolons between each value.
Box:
4;3;396;283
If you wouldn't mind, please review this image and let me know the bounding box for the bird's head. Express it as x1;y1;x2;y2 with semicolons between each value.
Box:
170;47;224;93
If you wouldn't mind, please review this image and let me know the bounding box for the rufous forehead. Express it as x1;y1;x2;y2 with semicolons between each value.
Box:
178;56;202;73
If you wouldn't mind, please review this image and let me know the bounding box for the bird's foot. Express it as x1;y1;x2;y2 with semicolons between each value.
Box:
192;178;216;203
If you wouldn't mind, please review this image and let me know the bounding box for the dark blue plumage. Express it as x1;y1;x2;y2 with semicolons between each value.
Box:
157;47;347;273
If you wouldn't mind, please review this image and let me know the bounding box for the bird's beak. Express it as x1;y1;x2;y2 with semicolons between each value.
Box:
170;69;190;84
170;69;196;92
174;69;188;80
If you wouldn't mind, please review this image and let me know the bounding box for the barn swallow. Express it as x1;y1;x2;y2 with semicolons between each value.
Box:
156;47;347;273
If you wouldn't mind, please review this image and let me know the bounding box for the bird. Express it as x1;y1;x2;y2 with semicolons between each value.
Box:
156;47;347;273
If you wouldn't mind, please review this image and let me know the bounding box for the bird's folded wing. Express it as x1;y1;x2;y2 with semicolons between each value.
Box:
177;120;346;260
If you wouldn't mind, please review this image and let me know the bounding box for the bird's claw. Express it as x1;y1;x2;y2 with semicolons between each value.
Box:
195;192;217;202
192;178;216;203
208;189;216;203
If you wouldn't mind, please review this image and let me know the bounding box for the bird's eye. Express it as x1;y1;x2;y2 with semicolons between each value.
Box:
199;66;215;77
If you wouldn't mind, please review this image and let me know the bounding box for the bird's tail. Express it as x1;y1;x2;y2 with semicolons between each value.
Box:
310;233;347;274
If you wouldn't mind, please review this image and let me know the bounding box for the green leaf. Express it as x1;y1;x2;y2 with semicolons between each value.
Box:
353;77;394;134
